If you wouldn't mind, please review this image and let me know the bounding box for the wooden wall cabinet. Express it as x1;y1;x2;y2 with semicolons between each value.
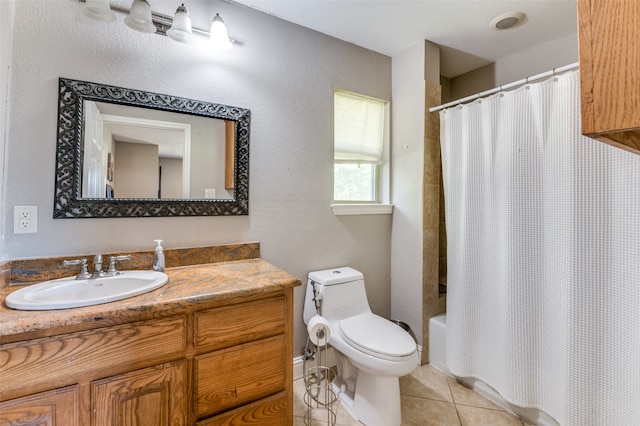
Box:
578;0;640;154
0;291;293;425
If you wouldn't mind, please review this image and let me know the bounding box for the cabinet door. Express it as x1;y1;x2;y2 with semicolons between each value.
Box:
0;385;78;426
91;360;187;426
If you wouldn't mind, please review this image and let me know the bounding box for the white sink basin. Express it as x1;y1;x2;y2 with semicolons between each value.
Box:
5;270;168;310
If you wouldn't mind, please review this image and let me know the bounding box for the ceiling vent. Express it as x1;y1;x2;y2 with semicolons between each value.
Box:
490;12;526;30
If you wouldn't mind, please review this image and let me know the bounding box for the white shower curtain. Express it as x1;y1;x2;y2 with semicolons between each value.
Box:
440;70;640;426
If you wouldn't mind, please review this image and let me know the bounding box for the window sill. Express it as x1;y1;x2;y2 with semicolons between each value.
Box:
331;203;394;216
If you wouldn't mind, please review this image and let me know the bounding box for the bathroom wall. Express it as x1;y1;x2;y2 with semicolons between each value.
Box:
0;0;14;276
390;40;445;361
445;63;495;102
494;32;578;87
390;41;428;346
446;32;578;102
2;0;392;355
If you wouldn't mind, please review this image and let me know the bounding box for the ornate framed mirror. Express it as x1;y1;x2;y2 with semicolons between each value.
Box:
54;78;250;218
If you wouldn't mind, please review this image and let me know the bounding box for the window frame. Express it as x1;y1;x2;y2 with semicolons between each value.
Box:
332;89;391;213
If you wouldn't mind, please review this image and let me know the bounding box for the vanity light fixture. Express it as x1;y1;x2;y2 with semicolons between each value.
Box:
79;0;235;49
123;0;156;33
82;0;116;22
166;4;194;43
209;13;233;51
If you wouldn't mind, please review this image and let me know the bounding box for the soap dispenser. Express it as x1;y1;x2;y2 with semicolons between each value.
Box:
153;239;165;272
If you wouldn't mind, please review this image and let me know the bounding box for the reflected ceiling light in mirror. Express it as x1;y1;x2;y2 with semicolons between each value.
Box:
124;0;156;33
166;4;193;43
209;13;234;50
82;0;116;22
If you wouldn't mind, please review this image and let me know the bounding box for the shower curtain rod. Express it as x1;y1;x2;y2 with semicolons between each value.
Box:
429;62;579;113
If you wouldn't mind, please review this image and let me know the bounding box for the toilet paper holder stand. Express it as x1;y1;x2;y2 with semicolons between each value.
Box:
304;322;337;426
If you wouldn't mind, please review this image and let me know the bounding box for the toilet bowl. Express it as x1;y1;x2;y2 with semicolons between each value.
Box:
304;267;419;426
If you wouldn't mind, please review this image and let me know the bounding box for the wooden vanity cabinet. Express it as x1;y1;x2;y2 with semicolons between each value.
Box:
0;290;294;426
578;0;640;154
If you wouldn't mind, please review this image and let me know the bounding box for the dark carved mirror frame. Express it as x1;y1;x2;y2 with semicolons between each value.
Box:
54;78;250;218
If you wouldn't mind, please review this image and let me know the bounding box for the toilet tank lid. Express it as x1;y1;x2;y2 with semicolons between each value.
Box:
308;267;363;285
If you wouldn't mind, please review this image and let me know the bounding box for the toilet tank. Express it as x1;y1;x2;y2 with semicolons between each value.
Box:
304;267;371;324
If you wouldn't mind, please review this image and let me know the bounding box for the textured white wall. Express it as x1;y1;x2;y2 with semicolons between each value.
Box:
449;32;578;102
390;41;427;344
0;0;15;263
3;0;392;354
494;33;578;87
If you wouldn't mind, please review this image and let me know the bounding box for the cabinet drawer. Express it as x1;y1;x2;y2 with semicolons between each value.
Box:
195;335;286;419
0;316;186;401
194;296;285;350
195;392;289;426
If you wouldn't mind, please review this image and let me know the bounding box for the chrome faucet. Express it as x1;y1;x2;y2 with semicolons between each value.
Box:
63;254;131;279
93;254;105;277
62;258;92;279
106;255;132;276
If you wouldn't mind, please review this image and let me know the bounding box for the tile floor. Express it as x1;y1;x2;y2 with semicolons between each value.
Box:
293;363;532;426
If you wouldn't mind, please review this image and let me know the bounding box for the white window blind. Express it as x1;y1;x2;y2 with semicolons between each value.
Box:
334;91;385;164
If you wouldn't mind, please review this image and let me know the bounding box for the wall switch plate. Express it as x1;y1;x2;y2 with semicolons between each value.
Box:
14;205;38;234
204;188;216;199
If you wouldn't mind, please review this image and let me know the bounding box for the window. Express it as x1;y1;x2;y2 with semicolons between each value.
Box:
333;90;388;205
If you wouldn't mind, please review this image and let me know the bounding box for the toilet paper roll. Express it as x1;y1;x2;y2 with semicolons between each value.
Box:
307;315;331;346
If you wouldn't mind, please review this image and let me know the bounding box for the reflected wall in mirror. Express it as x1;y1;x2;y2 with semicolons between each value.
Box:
54;78;250;218
83;101;234;200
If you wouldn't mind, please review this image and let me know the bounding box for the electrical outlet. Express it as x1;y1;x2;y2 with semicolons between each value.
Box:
14;205;38;234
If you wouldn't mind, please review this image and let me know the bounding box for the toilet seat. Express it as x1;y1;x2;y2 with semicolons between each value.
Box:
339;313;416;361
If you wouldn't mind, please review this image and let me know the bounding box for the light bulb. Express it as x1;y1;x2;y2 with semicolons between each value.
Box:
167;4;194;43
209;13;233;51
82;0;116;22
124;0;157;33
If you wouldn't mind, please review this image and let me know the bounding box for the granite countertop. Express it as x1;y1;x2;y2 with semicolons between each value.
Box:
0;258;301;343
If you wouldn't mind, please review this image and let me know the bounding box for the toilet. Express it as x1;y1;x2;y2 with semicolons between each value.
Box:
304;267;419;426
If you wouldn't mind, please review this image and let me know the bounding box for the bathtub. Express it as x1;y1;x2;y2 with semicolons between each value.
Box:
429;314;560;426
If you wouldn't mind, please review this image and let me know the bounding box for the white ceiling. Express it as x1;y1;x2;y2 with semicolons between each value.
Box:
231;0;578;78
